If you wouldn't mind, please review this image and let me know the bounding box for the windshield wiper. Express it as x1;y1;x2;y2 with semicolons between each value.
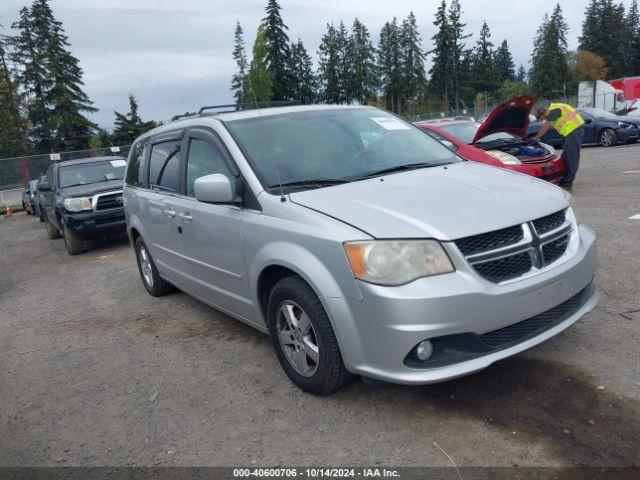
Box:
359;162;451;179
268;179;350;191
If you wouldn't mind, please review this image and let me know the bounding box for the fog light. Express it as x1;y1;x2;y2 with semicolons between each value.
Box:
416;340;433;361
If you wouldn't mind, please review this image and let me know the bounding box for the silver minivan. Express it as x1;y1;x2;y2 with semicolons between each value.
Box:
123;105;598;395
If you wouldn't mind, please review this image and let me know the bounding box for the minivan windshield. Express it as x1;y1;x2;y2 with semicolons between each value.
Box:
59;159;126;188
226;108;461;191
439;122;515;145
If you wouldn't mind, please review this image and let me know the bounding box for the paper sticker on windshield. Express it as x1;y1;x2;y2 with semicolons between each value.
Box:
372;117;411;130
110;159;126;167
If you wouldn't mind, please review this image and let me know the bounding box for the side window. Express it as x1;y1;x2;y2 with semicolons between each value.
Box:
148;140;181;192
125;139;147;187
185;138;232;197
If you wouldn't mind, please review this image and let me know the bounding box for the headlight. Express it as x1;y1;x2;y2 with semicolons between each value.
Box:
485;150;521;165
63;197;92;212
344;240;454;286
540;142;556;156
618;122;632;129
563;190;579;224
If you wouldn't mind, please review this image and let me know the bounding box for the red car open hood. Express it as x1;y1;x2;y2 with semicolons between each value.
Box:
472;95;537;144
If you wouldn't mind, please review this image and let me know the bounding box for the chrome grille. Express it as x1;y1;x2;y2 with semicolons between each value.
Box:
542;233;570;265
454;209;572;283
92;190;123;211
533;210;566;235
455;225;523;256
473;251;532;283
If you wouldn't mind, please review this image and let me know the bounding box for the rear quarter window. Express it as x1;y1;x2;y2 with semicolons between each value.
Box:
125;140;147;187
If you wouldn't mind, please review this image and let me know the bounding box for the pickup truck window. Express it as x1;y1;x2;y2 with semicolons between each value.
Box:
59;160;125;188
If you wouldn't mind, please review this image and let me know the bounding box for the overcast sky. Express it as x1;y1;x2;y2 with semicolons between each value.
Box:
0;0;635;129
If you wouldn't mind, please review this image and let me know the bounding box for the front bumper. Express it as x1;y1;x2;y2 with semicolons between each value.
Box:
617;128;640;143
324;224;597;385
508;155;566;184
61;207;126;239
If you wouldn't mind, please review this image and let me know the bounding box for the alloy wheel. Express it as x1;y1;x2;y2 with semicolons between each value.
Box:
601;130;614;147
139;246;154;287
276;300;320;377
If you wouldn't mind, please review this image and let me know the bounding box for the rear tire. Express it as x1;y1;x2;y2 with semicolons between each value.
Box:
45;217;62;239
62;224;85;255
134;237;176;296
267;275;352;395
599;128;617;147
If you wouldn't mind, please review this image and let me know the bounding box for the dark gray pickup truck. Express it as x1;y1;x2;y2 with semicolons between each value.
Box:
39;156;127;255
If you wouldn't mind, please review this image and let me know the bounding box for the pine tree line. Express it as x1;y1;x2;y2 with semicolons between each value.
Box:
0;0;155;157
231;0;527;115
232;0;640;114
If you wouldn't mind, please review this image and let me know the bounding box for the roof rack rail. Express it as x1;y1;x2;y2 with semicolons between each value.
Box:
171;112;198;121
197;101;300;115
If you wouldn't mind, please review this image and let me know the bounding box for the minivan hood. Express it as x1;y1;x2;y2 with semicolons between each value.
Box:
61;179;124;198
472;95;537;144
289;162;567;240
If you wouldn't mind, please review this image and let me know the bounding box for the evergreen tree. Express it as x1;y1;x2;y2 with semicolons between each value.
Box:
428;0;452;109
378;18;403;112
261;0;291;101
494;40;515;84
470;21;496;98
246;25;272;103
231;22;249;108
317;22;349;104
348;18;378;105
579;0;629;78
111;94;155;145
626;0;640;73
36;0;97;151
0;30;27;157
448;0;472;109
516;64;527;82
9;6;51;150
530;7;570;99
287;39;316;104
399;12;426;110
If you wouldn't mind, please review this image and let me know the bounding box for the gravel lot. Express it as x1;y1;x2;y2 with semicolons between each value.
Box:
1;144;639;468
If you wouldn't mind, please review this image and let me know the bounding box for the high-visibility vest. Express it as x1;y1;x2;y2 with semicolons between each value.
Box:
549;102;585;137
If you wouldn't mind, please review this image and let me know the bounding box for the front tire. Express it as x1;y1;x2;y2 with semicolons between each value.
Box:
45;217;62;239
134;237;176;296
62;224;85;255
267;275;352;395
599;128;617;147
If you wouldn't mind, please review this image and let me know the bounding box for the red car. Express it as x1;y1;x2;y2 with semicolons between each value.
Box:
416;96;565;184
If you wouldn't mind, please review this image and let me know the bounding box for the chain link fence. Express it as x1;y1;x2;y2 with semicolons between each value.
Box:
0;145;131;191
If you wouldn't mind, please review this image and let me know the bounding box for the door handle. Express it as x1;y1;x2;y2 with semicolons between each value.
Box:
178;213;193;222
164;209;176;218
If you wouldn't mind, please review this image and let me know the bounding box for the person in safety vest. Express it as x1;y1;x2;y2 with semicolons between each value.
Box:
531;103;585;190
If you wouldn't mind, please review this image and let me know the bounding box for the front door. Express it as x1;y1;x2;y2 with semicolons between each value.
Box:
171;130;253;321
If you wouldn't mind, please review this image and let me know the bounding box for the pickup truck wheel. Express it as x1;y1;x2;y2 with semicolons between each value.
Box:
62;225;85;255
45;217;62;239
267;276;352;395
599;128;617;147
134;237;176;296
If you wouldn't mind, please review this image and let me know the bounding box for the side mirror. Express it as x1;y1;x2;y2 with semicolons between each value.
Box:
583;117;592;124
194;174;236;204
39;180;51;191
